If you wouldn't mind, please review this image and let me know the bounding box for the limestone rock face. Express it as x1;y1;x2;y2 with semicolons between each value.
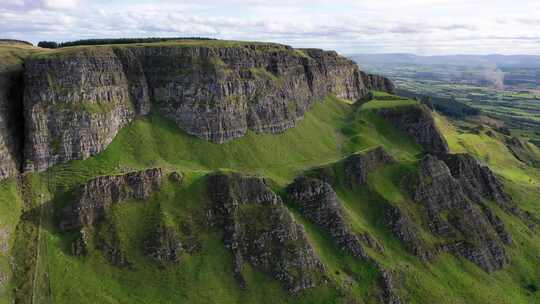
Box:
23;48;151;172
60;168;163;231
412;155;509;272
208;173;325;294
0;65;24;180
286;177;369;259
23;43;394;171
384;205;434;261
360;72;395;94
343;147;395;189
437;153;511;206
376;105;449;154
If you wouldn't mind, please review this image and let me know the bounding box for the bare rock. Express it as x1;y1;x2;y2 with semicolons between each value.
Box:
384;205;435;261
437;153;511;206
286;177;368;259
343;147;395;189
411;155;509;272
60;168;163;231
208;173;325;294
375;105;449;154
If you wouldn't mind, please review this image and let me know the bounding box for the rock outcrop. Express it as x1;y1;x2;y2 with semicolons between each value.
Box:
375;105;449;154
411;155;509;272
437;153;511;206
60;168;163;231
384;204;434;261
286;177;369;259
144;221;182;264
343;147;394;189
360;72;395;94
23;42;393;171
208;173;325;294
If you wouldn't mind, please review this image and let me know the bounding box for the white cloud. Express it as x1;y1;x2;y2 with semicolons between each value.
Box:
0;0;539;55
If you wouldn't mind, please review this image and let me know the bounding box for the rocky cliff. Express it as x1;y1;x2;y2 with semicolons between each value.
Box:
22;42;393;172
411;155;509;272
343;147;395;189
375;105;449;154
287;177;370;259
0;58;24;179
60;168;163;231
208;173;325;294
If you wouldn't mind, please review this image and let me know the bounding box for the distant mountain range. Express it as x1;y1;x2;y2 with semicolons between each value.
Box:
348;53;540;68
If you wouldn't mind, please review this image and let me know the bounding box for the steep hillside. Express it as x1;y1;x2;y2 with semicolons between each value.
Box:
0;40;538;304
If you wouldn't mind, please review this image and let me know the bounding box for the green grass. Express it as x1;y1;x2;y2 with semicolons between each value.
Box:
2;92;539;303
0;179;23;304
31;40;290;60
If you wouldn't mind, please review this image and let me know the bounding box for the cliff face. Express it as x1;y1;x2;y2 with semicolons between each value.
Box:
208;173;325;294
60;168;163;231
0;64;24;179
22;43;393;172
286;177;370;259
23;48;151;172
411;155;509;272
375;105;449;154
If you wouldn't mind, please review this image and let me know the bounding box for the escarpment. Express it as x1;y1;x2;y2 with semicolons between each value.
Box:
207;173;325;294
411;155;510;272
21;42;394;172
343;147;395;189
375;104;449;154
436;153;511;206
60;168;163;231
286;177;370;259
23;48;152;172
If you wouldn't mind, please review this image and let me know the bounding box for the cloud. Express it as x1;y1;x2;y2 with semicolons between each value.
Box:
0;0;539;55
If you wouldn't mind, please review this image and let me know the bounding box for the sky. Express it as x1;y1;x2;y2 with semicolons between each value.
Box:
1;0;540;55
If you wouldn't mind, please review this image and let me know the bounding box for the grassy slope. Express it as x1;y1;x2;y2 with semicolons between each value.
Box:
2;94;539;303
31;39;297;60
0;179;23;304
0;43;46;304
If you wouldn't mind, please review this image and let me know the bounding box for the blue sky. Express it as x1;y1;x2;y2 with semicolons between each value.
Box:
1;0;540;55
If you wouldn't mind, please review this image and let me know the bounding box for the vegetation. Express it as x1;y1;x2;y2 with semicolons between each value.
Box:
1;93;539;303
38;37;217;49
352;58;540;146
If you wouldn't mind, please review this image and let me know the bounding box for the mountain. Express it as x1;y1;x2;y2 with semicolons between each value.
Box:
0;40;539;304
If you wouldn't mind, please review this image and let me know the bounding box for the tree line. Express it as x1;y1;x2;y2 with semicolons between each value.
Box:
37;37;216;49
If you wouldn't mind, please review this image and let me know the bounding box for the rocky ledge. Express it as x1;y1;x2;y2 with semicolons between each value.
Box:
21;42;393;172
286;177;370;259
60;168;163;231
207;173;325;294
411;155;510;272
343;147;395;189
375;104;449;154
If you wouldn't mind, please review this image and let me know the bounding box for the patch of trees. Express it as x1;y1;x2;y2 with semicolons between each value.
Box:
37;37;217;49
37;41;58;49
396;89;480;118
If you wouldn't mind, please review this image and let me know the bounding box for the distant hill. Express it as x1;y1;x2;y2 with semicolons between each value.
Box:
349;53;540;68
